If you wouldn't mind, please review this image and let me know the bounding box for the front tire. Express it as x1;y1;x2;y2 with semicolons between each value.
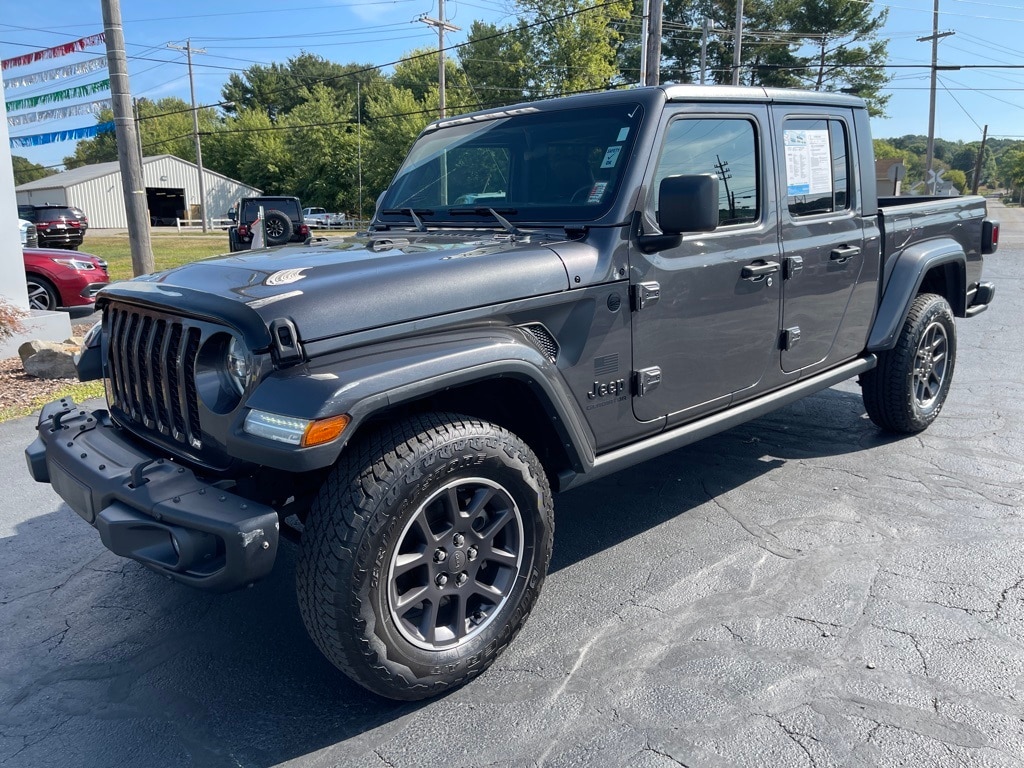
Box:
862;292;956;433
297;413;554;700
26;274;60;311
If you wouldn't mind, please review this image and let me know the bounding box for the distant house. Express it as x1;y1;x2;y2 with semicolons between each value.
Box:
15;155;261;228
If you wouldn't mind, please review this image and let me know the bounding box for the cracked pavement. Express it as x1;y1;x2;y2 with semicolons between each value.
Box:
2;203;1023;767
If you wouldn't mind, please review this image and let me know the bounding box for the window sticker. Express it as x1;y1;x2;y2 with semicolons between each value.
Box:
600;146;622;169
616;127;630;142
587;182;608;204
784;129;832;196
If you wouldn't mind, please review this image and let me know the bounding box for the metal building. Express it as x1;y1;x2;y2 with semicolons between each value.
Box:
15;155;262;228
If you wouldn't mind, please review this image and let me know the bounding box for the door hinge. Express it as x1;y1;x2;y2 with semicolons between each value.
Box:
784;255;803;280
633;366;662;397
781;327;801;351
631;281;661;311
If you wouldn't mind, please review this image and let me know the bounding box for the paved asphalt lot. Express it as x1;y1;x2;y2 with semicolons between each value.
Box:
2;204;1023;768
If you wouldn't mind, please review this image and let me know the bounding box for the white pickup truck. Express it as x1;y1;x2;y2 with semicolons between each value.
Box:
302;207;346;228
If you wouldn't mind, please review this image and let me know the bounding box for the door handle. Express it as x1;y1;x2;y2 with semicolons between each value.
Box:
829;245;861;263
741;261;780;281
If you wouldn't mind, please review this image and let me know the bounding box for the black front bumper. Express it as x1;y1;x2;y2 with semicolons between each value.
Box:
26;399;279;592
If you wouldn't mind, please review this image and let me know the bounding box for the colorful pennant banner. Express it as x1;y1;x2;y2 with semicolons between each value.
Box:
3;56;107;90
7;99;112;127
5;79;110;113
1;33;106;72
9;121;115;148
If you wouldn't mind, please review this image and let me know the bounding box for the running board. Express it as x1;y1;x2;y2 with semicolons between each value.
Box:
558;355;877;492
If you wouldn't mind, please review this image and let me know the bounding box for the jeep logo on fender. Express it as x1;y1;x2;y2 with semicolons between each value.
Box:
588;378;626;400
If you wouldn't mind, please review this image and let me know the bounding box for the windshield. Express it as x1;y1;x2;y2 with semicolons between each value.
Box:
378;102;644;224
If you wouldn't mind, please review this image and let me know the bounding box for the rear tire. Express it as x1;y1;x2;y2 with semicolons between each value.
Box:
862;293;956;433
296;413;554;700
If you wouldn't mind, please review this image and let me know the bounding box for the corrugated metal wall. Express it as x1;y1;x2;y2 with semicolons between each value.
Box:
22;156;261;228
15;187;69;206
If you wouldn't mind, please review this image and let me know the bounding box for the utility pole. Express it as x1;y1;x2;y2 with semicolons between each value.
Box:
639;0;649;86
731;0;744;86
168;40;208;231
357;80;363;222
132;97;143;161
699;18;711;85
971;124;988;195
419;0;459;118
918;0;954;195
101;0;153;275
643;0;662;86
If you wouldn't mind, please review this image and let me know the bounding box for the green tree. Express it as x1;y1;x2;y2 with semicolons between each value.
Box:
944;168;967;193
784;0;890;116
873;139;907;161
459;21;535;106
12;155;56;185
221;53;381;120
62;108;118;168
519;0;632;94
390;49;470;108
284;83;359;211
62;98;219;169
362;82;436;205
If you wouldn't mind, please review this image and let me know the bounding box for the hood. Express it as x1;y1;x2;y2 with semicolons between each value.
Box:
101;232;572;344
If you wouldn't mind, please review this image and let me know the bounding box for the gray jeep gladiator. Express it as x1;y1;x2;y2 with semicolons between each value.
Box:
26;86;998;701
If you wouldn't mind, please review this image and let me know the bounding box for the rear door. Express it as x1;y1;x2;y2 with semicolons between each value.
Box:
773;109;866;372
630;106;782;424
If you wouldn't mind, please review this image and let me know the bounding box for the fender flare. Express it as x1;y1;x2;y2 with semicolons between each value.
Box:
231;327;596;474
867;238;965;352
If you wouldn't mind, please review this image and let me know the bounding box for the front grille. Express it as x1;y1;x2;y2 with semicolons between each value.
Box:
107;305;203;449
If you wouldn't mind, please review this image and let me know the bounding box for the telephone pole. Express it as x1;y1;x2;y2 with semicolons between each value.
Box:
168;40;208;231
101;0;153;275
971;125;988;195
643;0;663;86
419;0;459;118
732;0;744;86
918;0;954;194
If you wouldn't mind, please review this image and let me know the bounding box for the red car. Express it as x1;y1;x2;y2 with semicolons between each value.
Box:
23;247;108;311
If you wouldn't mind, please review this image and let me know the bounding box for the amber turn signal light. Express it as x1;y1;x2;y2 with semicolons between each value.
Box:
302;414;351;447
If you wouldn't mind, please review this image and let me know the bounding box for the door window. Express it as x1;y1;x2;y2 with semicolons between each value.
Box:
783;118;851;216
651;118;760;226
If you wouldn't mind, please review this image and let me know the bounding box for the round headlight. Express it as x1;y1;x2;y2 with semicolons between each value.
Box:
226;336;252;395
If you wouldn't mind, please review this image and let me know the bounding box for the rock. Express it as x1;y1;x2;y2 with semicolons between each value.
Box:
23;348;78;379
18;339;78;366
63;336;85;346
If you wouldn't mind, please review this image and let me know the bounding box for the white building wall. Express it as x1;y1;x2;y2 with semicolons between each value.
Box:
68;173;122;228
15;187;69;206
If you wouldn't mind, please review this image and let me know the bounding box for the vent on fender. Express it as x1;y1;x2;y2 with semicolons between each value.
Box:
518;323;559;363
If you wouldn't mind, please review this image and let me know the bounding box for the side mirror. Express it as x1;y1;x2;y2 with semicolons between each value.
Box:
639;174;720;254
658;174;720;234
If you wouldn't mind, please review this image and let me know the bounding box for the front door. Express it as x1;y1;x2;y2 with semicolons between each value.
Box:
774;110;866;372
631;108;782;424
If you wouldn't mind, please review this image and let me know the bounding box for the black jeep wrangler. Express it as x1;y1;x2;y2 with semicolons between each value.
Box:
227;195;309;252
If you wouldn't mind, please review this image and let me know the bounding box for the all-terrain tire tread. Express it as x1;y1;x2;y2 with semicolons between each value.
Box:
296;412;553;700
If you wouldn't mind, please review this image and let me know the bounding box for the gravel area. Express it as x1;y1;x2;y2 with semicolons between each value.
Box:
0;321;96;414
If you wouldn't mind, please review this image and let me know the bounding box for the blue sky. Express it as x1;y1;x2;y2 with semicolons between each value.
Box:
3;0;1023;171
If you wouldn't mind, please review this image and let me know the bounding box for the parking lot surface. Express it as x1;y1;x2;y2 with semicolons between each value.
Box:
1;204;1022;768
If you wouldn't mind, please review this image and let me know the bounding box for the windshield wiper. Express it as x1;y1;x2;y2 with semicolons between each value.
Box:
380;208;431;232
447;207;522;236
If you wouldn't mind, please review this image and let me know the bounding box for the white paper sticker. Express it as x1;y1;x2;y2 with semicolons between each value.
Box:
600;146;622;169
587;181;608;204
784;129;832;196
616;127;630;142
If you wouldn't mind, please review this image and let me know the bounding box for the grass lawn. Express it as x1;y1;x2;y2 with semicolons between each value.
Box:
80;231;230;282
